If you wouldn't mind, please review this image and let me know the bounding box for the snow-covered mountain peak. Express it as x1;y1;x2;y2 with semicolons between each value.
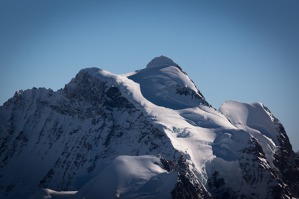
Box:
129;57;208;109
146;55;177;68
78;67;100;74
1;57;299;198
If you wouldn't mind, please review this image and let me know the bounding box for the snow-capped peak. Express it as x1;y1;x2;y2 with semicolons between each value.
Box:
129;56;208;109
1;56;298;199
77;67;101;76
146;55;177;68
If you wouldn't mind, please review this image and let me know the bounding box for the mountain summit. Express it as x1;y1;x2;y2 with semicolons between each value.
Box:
129;56;208;109
0;57;298;198
146;55;178;68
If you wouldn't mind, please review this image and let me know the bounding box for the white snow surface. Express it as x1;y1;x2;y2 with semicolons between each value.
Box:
30;189;77;199
219;101;279;142
31;156;176;199
74;155;177;199
219;101;279;165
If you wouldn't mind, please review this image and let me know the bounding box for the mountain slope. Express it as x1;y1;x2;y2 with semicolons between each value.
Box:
0;56;298;198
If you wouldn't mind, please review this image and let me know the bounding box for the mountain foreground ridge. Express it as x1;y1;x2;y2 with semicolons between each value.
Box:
0;56;298;198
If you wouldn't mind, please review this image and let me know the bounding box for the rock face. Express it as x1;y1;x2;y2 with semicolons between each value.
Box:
0;56;298;199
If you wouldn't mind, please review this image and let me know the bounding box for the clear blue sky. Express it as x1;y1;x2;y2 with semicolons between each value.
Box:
0;0;298;150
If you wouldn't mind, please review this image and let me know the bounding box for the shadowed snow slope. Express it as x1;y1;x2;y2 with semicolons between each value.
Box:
129;56;208;109
0;56;298;199
74;155;177;199
146;55;178;68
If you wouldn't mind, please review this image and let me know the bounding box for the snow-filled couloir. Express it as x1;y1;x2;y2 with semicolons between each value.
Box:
0;56;298;199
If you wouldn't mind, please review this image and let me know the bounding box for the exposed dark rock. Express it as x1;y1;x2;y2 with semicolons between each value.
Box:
171;156;210;199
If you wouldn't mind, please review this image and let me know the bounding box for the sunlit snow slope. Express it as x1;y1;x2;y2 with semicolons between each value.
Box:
0;56;298;199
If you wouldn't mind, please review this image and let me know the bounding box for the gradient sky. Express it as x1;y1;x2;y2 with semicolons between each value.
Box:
0;0;298;150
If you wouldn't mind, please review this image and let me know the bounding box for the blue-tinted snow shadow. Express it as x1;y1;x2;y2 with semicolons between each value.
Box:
128;67;201;110
211;129;251;162
180;112;221;129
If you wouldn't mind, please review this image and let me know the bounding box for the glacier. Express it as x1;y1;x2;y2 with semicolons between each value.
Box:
0;56;298;198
